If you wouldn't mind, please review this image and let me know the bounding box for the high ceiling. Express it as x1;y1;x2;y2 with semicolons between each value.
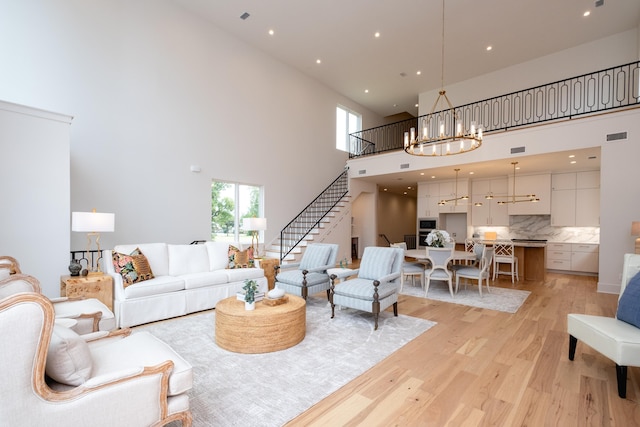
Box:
172;0;638;195
174;0;640;118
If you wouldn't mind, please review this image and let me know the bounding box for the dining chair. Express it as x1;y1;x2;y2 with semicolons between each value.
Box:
390;242;424;291
455;247;495;297
424;247;454;298
493;240;519;283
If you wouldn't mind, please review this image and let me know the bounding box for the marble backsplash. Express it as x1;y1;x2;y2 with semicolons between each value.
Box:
472;215;600;243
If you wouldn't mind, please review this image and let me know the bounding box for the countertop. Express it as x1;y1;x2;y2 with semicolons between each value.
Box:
472;239;547;248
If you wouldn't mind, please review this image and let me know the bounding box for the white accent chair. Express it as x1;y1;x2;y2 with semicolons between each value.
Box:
391;242;424;291
0;255;21;275
0;273;116;334
567;253;640;398
424;247;454;298
455;247;495;297
274;243;339;300
0;292;193;426
329;246;403;330
493;240;519;283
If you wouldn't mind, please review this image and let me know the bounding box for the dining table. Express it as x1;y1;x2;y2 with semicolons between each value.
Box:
405;248;476;263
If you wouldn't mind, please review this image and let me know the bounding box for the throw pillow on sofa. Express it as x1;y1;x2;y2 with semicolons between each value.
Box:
617;270;640;327
112;247;155;287
228;245;255;269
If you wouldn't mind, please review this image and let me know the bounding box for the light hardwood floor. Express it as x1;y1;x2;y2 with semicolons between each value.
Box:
286;272;640;426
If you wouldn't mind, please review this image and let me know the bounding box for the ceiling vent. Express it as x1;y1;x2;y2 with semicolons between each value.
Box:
400;163;410;169
606;132;627;141
240;12;250;20
358;169;367;175
595;0;604;7
510;146;526;154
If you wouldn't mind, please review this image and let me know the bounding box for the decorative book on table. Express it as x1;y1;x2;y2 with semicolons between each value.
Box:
236;291;265;302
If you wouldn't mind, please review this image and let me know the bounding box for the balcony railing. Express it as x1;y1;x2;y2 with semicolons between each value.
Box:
349;61;640;158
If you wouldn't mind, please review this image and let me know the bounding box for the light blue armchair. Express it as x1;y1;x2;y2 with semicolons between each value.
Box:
274;243;339;300
329;246;403;330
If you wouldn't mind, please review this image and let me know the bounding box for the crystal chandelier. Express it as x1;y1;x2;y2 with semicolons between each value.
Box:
486;162;540;204
404;0;483;157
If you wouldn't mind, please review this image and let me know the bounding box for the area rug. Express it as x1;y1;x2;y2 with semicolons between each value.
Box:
134;297;436;427
400;281;530;313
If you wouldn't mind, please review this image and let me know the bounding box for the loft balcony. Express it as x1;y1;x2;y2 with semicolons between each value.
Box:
349;61;640;159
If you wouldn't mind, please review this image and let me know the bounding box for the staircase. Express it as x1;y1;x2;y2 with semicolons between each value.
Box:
265;168;350;264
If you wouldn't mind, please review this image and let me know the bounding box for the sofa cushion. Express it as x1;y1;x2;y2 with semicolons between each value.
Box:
114;243;169;276
46;324;93;386
300;245;332;271
225;267;265;282
358;248;395;280
89;331;192;396
181;271;230;290
228;245;255;269
168;244;210;276
205;241;233;271
112;248;155;288
617;270;640;327
123;276;185;299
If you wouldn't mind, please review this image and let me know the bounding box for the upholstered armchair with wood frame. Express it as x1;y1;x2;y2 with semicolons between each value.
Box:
0;273;115;334
568;253;640;398
274;243;339;300
0;255;21;276
329;246;403;330
0;292;193;426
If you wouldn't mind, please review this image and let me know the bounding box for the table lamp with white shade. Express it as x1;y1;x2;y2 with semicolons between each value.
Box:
243;217;267;257
72;210;115;275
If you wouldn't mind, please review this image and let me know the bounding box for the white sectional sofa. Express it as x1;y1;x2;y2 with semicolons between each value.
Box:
103;242;267;328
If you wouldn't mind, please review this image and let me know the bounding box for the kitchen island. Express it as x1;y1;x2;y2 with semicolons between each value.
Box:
474;239;547;282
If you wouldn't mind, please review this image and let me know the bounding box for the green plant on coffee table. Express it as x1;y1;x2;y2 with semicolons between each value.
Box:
242;279;259;303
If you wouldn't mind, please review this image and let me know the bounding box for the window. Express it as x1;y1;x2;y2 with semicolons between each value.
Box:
336;105;361;152
211;180;263;244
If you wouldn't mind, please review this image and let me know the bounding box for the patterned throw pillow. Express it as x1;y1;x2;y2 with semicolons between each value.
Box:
228;245;255;269
112;248;155;287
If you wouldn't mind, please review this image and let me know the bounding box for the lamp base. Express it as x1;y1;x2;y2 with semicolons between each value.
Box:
636;237;640;255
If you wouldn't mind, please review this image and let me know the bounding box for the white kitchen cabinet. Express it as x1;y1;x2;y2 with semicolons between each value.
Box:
550;171;600;226
571;243;599;273
471;178;509;226
546;242;599;273
439;179;469;213
417;182;440;217
507;173;551;215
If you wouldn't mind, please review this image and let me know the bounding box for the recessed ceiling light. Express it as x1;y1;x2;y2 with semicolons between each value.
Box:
431;176;436;179
383;188;388;191
364;89;369;93
416;70;422;75
407;186;412;190
316;59;321;64
569;154;575;158
420;172;425;175
583;10;591;17
403;192;408;195
415;103;419;108
268;29;274;36
571;160;577;164
486;46;492;51
515;166;520;170
469;171;474;175
374;32;381;38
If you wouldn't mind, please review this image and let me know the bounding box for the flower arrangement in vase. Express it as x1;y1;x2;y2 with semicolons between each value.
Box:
425;230;452;248
242;279;258;310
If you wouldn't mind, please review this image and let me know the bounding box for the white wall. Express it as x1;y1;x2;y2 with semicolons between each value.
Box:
0;1;382;262
0;101;72;296
419;29;639;112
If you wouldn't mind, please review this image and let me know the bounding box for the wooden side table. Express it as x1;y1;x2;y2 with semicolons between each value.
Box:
256;257;279;290
60;274;114;311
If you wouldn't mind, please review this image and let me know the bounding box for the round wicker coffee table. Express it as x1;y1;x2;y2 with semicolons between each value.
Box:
215;295;306;354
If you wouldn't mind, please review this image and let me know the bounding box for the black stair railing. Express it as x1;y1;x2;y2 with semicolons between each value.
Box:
349;61;640;158
279;168;349;262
